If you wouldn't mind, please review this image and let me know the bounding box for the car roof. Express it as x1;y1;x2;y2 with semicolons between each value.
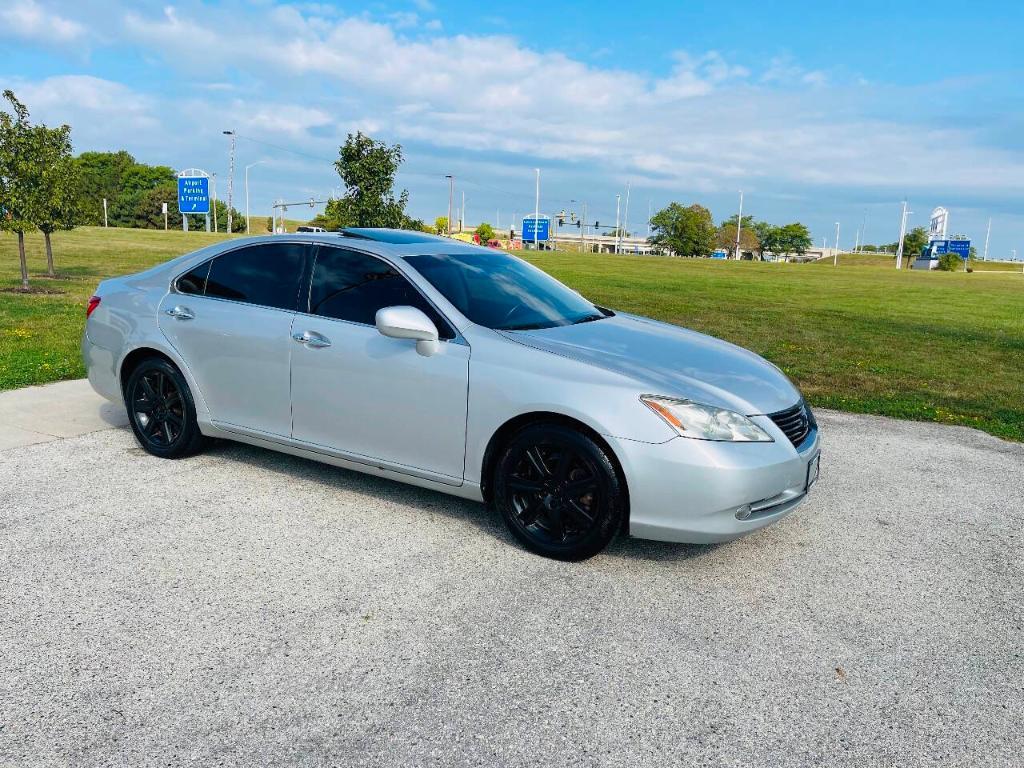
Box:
217;229;495;258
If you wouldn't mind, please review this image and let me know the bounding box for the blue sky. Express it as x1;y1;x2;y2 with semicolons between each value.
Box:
3;0;1023;256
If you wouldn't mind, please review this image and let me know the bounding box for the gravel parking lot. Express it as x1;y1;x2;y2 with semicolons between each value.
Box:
2;406;1022;766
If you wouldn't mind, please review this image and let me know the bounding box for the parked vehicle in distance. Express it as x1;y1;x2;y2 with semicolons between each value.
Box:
83;228;820;560
296;225;327;233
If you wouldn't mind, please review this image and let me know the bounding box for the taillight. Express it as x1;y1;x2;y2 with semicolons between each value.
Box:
86;295;101;318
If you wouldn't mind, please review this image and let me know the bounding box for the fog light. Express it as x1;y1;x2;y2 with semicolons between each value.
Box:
735;505;752;521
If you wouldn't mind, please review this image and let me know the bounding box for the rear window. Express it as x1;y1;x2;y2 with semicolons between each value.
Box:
202;243;306;311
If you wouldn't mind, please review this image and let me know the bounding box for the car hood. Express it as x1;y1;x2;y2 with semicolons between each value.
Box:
504;313;800;416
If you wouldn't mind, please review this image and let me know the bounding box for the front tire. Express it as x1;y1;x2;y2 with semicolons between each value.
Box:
493;424;625;561
124;357;206;459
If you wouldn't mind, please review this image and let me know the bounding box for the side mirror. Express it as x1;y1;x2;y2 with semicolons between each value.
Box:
375;305;440;357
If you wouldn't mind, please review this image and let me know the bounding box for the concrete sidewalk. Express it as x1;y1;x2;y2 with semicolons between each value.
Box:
0;378;128;450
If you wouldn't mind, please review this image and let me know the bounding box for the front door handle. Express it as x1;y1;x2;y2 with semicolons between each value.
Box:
166;305;195;320
292;330;332;348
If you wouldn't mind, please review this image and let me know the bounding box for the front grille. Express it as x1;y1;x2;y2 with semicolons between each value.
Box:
768;401;814;447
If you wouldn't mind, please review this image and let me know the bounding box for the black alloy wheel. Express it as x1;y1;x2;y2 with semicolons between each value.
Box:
493;424;625;560
125;357;206;458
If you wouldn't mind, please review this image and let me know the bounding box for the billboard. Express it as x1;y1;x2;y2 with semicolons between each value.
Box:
928;207;948;242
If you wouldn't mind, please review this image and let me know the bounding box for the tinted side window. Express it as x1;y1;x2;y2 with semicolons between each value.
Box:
205;243;306;310
177;261;210;295
309;248;454;339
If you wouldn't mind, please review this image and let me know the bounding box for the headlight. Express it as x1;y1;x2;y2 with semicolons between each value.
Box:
640;395;773;442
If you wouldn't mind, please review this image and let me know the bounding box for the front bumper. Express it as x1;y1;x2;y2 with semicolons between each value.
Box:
608;418;821;544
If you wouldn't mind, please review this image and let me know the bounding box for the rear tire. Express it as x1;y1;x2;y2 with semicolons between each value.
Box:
124;357;206;459
492;424;625;561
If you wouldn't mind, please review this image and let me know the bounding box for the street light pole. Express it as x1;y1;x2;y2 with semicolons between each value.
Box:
445;175;453;236
211;174;218;232
895;200;912;270
833;222;840;266
534;168;540;249
614;194;621;254
244;161;266;235
734;190;743;260
983;218;992;261
223;130;236;233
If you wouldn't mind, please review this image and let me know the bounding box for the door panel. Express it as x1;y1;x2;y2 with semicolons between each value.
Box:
290;318;470;480
159;295;296;436
158;242;309;436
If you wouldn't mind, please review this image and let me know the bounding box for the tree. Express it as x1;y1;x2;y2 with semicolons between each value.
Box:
649;202;716;258
32;121;81;276
434;215;449;235
474;222;496;243
321;132;418;230
901;227;928;261
716;221;760;259
937;252;961;272
750;221;780;260
773;223;813;257
0;90;38;290
74;151;175;226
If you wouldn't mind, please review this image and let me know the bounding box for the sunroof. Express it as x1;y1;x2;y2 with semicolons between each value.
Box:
339;228;448;244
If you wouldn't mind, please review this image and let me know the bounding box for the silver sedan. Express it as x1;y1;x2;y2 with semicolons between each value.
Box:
83;228;821;560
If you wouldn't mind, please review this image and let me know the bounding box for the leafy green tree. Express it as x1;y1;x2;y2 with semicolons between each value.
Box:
774;223;813;257
750;221;780;260
474;222;496;242
31;121;81;276
321;132;417;230
434;215;449;235
901;226;929;260
649;203;716;258
75;151;175;226
266;216;274;233
0;90;38;290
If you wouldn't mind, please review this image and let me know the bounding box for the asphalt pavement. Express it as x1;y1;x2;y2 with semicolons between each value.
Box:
1;383;1022;766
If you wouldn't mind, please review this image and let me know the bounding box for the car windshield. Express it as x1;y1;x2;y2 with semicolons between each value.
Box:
404;251;606;331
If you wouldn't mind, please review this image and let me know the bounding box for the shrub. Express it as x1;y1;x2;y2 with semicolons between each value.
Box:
937;252;962;271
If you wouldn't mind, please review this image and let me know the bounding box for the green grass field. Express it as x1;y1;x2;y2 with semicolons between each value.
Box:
2;227;1022;440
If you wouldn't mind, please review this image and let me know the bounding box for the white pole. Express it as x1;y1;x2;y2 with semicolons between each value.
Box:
534;168;540;249
622;180;631;252
833;222;840;266
212;174;218;233
734;190;743;259
103;198;108;228
614;194;621;254
983;218;991;261
647;199;652;237
859;209;868;252
895;201;910;270
461;190;466;233
581;201;587;252
853;228;860;254
224;130;236;233
445;175;453;236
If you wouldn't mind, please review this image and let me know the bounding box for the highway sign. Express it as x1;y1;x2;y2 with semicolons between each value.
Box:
178;175;210;215
522;216;550;241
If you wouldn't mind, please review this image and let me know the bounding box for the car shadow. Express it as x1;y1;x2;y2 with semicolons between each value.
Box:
192;436;719;564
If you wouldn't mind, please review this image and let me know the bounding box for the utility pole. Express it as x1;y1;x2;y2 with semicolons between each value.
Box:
734;190;744;260
833;222;840;266
983;218;992;261
444;175;454;236
534;168;540;249
859;209;868;253
581;201;587;253
853;228;860;254
223;130;236;233
461;190;466;233
245;161;265;235
614;194;621;254
212;174;218;233
103;198;108;228
895;200;911;270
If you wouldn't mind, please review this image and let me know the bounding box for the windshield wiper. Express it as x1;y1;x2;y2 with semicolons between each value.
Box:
571;313;605;325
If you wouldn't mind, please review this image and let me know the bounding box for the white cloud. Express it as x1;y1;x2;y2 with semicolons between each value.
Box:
0;0;85;43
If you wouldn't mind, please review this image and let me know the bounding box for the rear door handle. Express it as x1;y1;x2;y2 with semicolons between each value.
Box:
166;305;195;320
292;330;332;348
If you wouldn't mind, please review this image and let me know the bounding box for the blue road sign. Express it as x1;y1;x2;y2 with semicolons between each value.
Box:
931;239;971;260
522;216;550;241
178;176;210;215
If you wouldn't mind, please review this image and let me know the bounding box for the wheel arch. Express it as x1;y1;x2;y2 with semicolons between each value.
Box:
480;411;630;530
119;347;178;395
